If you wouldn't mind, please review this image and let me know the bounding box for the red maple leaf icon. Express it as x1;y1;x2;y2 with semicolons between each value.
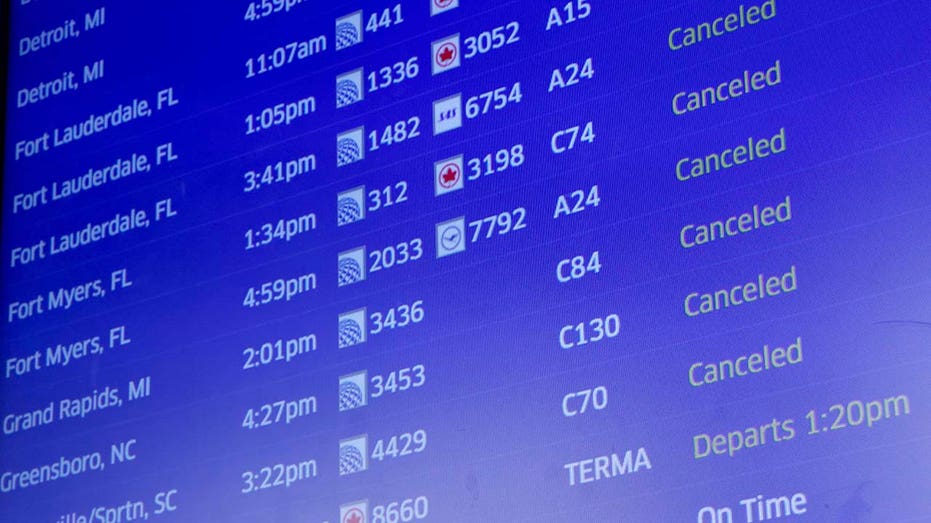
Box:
437;44;456;65
442;166;459;184
343;509;364;523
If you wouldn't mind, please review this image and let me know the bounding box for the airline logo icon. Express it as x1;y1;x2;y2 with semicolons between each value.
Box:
433;94;462;135
339;435;368;475
431;0;459;16
338;308;367;348
335;12;363;50
337;127;365;167
436;217;466;257
431;35;460;74
339;371;368;411
336;69;364;108
338;247;366;287
434;155;464;196
340;500;368;523
337;186;366;226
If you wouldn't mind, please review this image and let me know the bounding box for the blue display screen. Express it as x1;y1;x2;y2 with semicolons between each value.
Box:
2;1;930;521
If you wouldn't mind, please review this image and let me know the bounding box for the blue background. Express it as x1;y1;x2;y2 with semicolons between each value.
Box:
3;0;931;521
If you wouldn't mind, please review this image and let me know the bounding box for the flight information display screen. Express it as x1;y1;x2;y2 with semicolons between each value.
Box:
2;1;930;521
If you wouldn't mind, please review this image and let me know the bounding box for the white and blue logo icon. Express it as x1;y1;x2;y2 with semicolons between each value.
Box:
337;186;366;226
336;69;364;108
338;247;367;287
433;93;462;135
335;12;363;50
436;217;466;258
337;127;365;167
338;371;368;412
339;434;368;475
338;308;367;348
